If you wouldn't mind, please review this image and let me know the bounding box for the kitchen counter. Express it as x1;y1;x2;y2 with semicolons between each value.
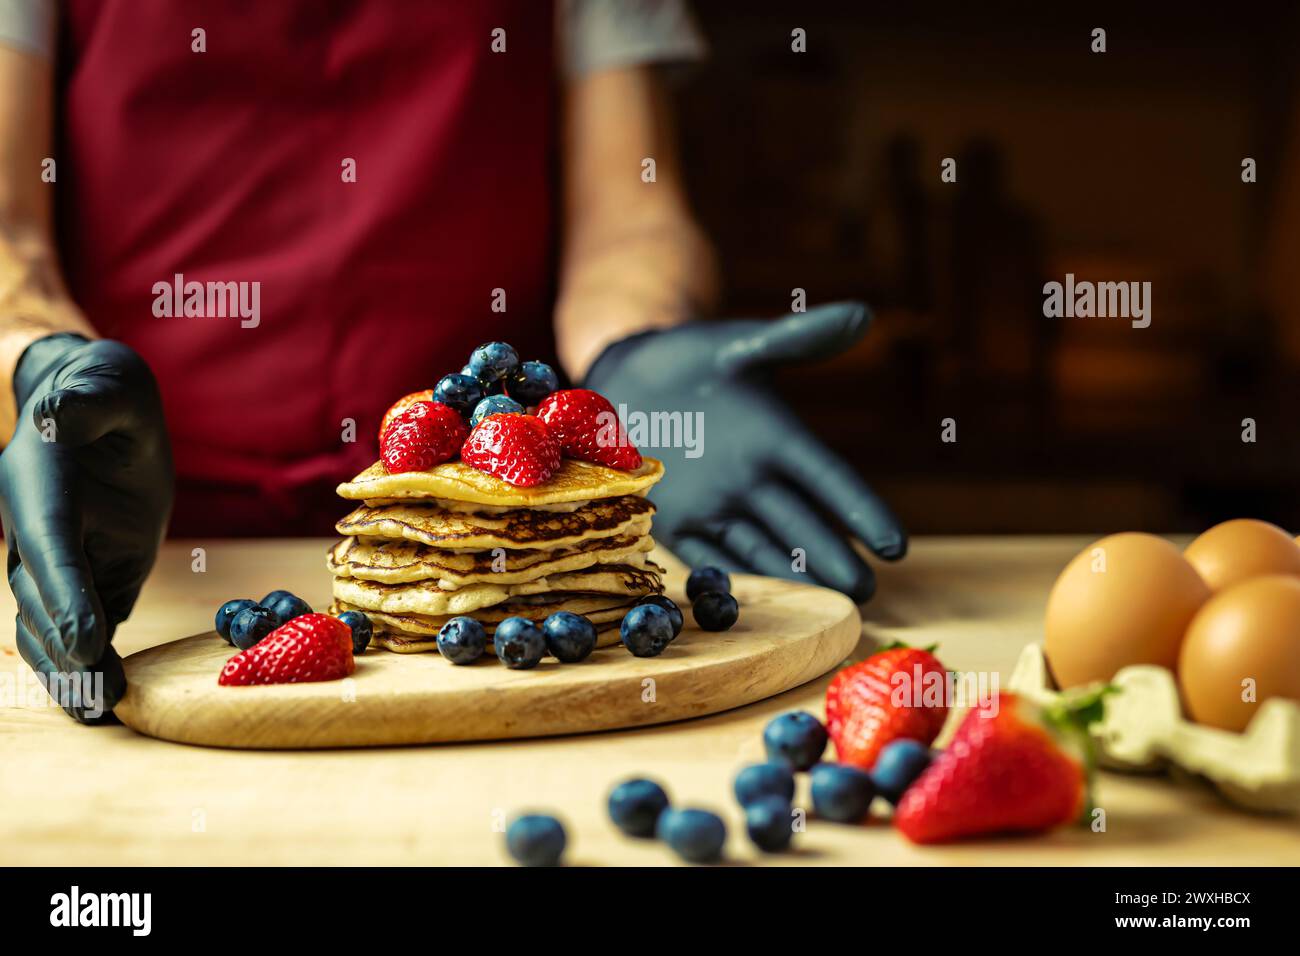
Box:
2;537;1294;866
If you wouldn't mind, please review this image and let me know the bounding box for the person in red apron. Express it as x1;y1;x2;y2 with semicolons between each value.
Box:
0;1;904;720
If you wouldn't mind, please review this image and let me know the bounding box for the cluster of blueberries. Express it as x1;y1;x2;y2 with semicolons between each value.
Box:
437;564;740;668
214;591;373;655
435;611;599;668
433;341;559;424
505;710;935;866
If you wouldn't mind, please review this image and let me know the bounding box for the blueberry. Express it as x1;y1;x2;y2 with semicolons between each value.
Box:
436;616;487;665
542;611;597;663
871;739;934;804
337;610;372;654
229;605;278;650
507;360;559;407
810;763;877;822
686;566;731;601
608;778;670;837
469;394;524;429
619;604;674;658
763;711;828;771
215;598;255;643
636;595;683;637
733;762;796;807
494;616;546;669
505;814;566;867
655;808;727;864
434;372;484;418
467;342;520;385
745;795;795;853
263;591;312;626
692;591;739;632
259;589;294;606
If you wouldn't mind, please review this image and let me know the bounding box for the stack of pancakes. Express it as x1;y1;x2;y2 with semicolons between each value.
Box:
327;456;666;653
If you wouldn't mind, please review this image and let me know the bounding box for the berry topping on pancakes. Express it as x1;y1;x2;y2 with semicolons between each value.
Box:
461;413;561;487
381;401;467;474
537;389;642;471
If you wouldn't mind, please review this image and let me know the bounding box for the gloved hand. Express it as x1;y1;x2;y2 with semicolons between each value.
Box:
584;301;905;603
0;334;173;722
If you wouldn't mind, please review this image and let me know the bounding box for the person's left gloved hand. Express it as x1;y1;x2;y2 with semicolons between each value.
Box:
584;301;905;603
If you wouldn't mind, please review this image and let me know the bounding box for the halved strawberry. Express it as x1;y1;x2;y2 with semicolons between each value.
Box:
824;644;949;771
218;613;354;686
379;389;436;442
461;413;561;486
381;401;466;474
893;691;1098;844
536;389;642;470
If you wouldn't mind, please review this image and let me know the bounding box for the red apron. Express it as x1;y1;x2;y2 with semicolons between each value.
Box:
55;0;557;535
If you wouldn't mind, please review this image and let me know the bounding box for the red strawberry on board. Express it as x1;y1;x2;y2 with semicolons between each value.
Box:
461;413;561;486
218;613;355;686
536;389;642;470
381;400;467;474
379;388;436;441
824;644;949;771
893;691;1096;844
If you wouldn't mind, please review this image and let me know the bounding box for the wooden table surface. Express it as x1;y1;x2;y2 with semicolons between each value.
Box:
3;537;1295;866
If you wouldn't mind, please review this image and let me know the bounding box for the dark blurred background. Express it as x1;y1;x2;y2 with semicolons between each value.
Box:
673;1;1300;534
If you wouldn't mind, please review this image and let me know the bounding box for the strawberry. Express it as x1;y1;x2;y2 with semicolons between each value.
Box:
379;389;436;441
536;389;642;470
824;644;949;770
381;401;466;474
461;413;561;486
893;691;1095;844
218;613;355;686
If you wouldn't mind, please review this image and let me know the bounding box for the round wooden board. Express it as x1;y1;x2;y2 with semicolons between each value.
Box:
114;574;861;749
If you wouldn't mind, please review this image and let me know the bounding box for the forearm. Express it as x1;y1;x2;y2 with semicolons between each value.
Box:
556;65;719;380
555;213;717;380
0;44;93;442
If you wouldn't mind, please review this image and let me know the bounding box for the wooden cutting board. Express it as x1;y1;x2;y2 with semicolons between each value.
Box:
113;574;860;749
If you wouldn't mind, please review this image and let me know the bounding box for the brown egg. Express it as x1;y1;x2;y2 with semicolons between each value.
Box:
1178;575;1300;732
1184;518;1300;592
1044;533;1210;688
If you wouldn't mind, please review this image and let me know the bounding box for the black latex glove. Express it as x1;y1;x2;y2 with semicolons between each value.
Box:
0;334;173;722
584;301;905;603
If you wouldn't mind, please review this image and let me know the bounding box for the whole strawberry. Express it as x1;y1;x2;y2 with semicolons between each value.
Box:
536;389;642;470
461;413;561;486
824;645;948;770
381;400;467;474
894;692;1093;844
218;613;355;686
379;388;436;441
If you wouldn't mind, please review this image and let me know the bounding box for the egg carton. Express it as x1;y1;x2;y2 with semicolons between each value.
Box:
1009;643;1300;814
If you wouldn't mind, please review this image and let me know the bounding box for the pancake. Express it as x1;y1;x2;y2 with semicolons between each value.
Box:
333;563;663;617
335;495;654;552
360;497;594;513
327;533;656;587
336;456;663;507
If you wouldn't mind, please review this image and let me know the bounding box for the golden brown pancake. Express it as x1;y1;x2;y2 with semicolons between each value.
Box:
332;563;663;617
335;495;654;552
326;533;655;587
337;456;663;507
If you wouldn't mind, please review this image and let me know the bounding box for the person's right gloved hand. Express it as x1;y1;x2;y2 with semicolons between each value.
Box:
0;334;173;722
